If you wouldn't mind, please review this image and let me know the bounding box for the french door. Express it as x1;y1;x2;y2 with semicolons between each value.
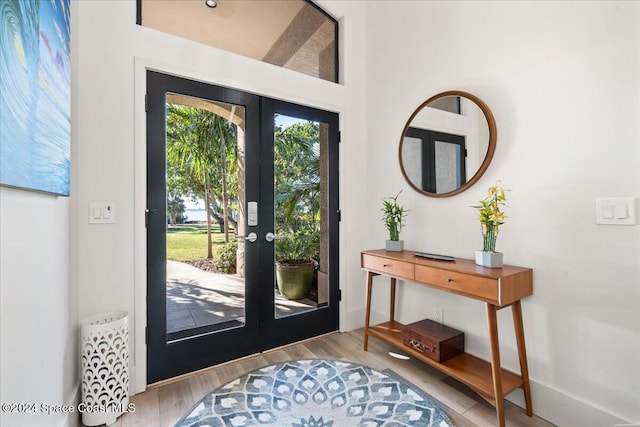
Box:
404;127;466;194
146;71;339;383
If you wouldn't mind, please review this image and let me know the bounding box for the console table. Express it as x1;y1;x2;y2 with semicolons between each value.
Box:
361;249;533;427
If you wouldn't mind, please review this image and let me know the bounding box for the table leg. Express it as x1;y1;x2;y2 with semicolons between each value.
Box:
486;303;505;427
389;277;397;324
364;271;374;351
512;300;533;416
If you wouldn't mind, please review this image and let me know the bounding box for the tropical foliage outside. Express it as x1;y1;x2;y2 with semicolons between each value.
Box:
166;104;238;261
165;103;322;274
274;119;321;263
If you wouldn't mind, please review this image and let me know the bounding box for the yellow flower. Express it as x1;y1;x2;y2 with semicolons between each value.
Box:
471;181;509;252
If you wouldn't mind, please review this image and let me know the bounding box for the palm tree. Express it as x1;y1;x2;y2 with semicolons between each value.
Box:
212;113;238;243
166;104;238;258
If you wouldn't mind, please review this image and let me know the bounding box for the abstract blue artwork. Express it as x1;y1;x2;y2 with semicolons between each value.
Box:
0;0;71;196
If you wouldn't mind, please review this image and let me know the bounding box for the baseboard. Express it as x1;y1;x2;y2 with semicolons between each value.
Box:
341;307;366;332
343;308;633;426
506;375;631;427
58;383;80;427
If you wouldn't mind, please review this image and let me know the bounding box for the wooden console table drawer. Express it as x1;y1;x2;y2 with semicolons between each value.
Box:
415;265;498;303
361;253;414;280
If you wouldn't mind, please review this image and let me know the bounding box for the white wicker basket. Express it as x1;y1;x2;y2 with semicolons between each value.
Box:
80;311;129;426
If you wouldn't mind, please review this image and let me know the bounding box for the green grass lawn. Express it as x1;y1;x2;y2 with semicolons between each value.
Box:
166;224;229;261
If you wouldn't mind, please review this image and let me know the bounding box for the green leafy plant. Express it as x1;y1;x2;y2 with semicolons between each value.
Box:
273;120;321;266
275;230;320;264
214;240;238;273
472;181;508;252
381;191;409;241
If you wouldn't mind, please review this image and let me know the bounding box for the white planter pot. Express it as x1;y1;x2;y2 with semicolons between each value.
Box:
385;240;404;251
475;250;503;268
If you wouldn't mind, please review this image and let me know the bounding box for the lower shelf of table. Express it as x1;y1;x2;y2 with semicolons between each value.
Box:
367;321;524;404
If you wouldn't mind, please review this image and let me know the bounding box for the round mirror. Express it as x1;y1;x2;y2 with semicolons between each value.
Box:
399;91;496;197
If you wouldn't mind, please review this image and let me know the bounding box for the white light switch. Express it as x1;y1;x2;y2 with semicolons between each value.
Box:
614;204;628;219
89;203;116;224
596;198;636;225
602;205;614;219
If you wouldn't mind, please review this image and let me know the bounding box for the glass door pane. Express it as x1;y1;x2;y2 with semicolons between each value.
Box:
164;94;247;341
273;114;329;319
434;140;461;194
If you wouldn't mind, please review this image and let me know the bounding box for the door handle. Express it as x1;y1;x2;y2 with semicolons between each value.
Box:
265;232;282;242
235;232;257;243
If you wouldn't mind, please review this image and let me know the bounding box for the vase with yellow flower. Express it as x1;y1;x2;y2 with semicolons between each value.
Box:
472;181;508;268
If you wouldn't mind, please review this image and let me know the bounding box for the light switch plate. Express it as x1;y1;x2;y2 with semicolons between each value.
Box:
596;198;636;225
89;203;116;224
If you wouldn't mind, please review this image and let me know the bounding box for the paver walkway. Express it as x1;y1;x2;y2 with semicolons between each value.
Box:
166;260;316;335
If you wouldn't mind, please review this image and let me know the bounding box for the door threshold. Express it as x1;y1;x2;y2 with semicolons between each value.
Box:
167;319;244;342
147;330;339;390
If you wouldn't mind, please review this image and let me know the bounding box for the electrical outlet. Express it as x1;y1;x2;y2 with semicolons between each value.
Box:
433;308;443;323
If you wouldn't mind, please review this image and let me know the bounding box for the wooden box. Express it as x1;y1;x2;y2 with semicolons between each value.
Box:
402;319;464;362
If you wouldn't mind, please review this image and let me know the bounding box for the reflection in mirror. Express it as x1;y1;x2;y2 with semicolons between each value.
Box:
403;128;466;193
399;91;496;197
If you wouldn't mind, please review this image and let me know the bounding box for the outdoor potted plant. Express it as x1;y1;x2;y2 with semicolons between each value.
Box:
275;230;319;300
472;181;508;268
382;191;409;251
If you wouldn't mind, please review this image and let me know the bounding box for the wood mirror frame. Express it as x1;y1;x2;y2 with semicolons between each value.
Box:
398;91;497;198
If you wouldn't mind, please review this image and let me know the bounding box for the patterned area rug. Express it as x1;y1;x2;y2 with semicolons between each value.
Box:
175;359;454;427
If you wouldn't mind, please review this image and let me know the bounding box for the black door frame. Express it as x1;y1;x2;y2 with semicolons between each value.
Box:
147;71;261;383
146;71;340;384
259;97;340;350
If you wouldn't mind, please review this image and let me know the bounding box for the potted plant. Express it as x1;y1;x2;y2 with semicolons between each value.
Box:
382;191;409;251
472;181;508;268
275;230;319;300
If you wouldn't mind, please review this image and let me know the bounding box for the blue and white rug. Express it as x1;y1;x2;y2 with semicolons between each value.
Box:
175;359;454;427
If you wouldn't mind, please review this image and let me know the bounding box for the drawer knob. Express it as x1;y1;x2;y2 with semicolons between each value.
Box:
446;278;453;282
383;264;390;267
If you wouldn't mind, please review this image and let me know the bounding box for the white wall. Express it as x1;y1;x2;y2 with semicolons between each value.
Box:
75;0;368;393
364;1;639;425
0;188;77;427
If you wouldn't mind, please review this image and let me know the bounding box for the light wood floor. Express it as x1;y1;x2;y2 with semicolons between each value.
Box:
110;330;555;427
